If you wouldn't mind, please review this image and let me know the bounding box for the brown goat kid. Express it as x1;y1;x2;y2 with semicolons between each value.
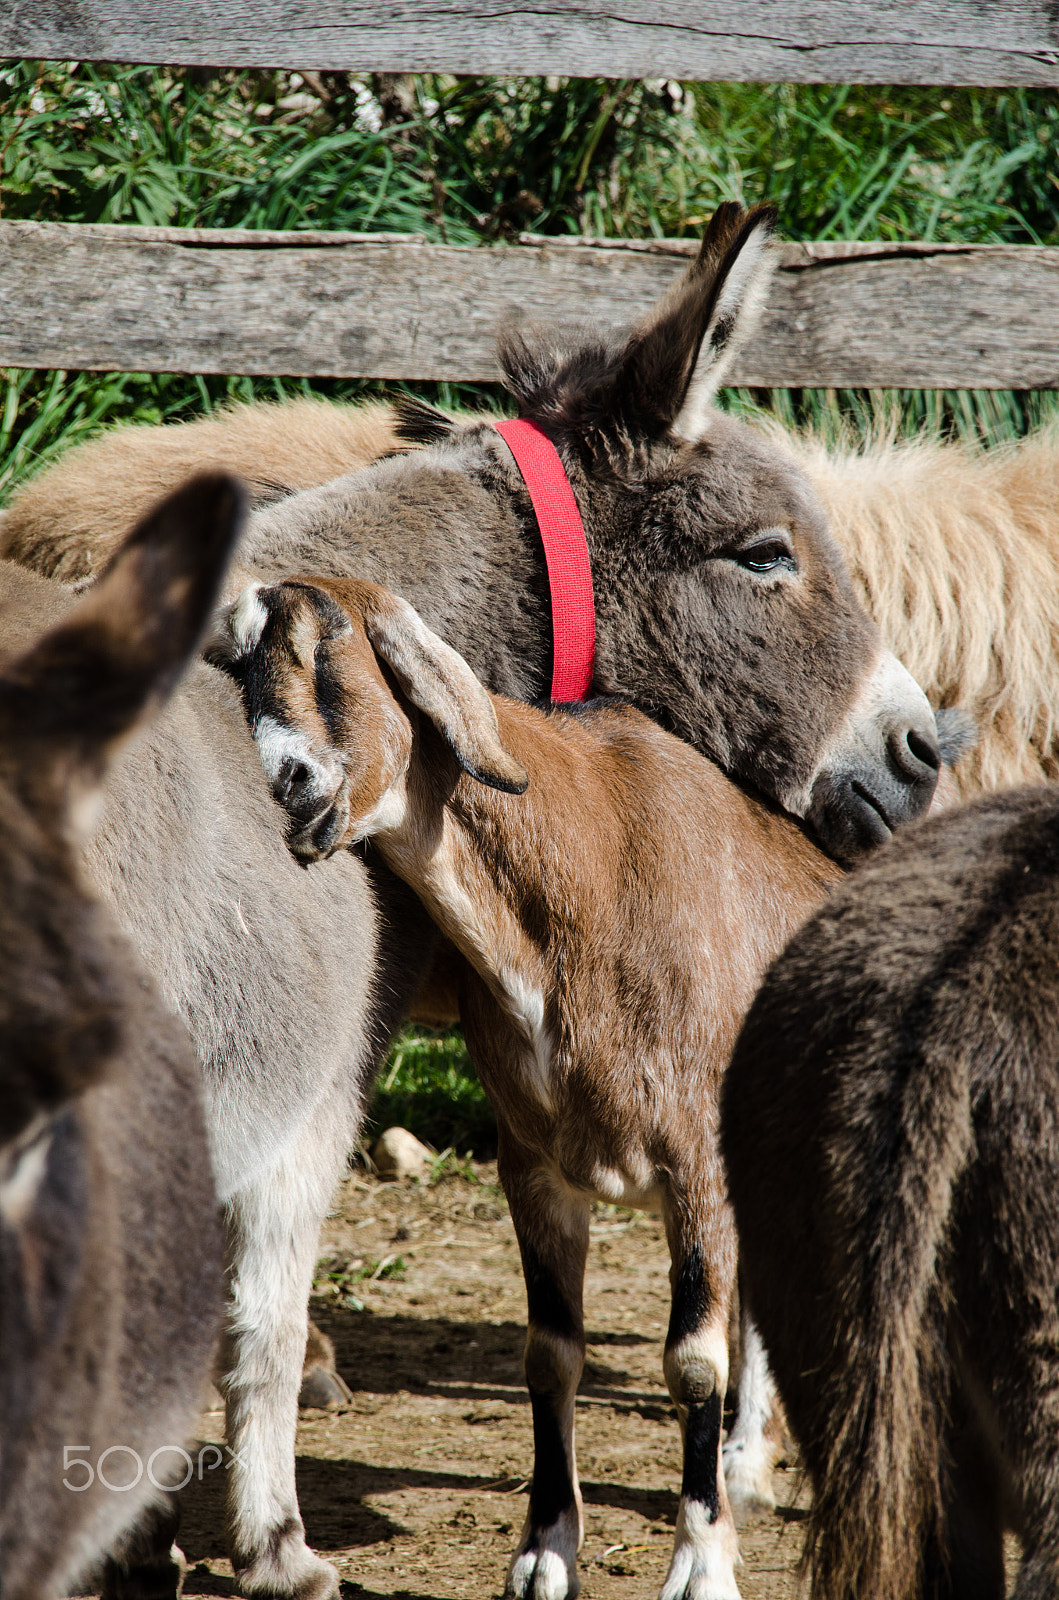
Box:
215;573;845;1600
721;790;1059;1600
0;477;236;1598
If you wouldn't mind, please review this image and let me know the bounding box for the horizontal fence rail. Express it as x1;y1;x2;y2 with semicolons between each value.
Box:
2;223;1058;389
3;1;1059;86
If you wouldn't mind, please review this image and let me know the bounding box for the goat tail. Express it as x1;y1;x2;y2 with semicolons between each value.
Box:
802;1037;974;1600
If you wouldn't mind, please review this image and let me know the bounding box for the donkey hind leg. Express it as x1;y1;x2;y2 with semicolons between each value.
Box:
919;1397;1007;1600
722;1305;781;1512
222;1117;352;1600
1015;1394;1059;1598
660;1213;740;1600
502;1148;590;1600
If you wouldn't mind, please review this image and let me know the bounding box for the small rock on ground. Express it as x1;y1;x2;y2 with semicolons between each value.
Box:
371;1126;433;1180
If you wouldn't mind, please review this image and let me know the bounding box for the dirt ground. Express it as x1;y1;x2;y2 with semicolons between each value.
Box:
121;1158;807;1600
76;1156;1025;1598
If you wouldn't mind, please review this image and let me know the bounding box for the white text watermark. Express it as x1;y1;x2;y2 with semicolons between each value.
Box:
62;1443;245;1493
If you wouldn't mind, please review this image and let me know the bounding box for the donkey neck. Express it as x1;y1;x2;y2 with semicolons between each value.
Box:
243;426;591;706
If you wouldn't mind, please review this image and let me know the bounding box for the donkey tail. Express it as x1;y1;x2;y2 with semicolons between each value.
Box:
804;1034;974;1600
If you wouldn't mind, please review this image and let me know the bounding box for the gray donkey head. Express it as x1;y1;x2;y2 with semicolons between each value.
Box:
490;202;940;861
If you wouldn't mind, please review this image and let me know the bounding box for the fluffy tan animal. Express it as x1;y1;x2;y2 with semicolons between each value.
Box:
772;420;1059;797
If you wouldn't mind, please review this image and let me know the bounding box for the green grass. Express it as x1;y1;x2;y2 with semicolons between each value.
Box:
4;65;1059;1134
368;1028;497;1159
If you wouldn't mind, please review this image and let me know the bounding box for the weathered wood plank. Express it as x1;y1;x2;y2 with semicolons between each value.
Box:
3;1;1059;86
2;222;1058;389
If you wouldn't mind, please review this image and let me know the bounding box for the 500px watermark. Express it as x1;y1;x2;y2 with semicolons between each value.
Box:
62;1443;245;1493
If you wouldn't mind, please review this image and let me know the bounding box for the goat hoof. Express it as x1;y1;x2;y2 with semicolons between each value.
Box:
298;1363;353;1409
661;1572;741;1600
659;1530;741;1600
234;1536;339;1600
505;1544;580;1600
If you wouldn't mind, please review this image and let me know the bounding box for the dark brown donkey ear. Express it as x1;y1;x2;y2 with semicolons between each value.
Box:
361;589;529;796
620;201;778;442
0;471;244;817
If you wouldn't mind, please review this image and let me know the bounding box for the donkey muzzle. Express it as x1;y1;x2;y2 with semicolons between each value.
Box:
798;649;941;865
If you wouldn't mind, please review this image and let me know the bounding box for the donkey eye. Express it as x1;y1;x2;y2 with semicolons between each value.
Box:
734;531;796;575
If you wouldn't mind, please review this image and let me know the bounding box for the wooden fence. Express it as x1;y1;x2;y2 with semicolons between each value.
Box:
5;3;1059;87
3;2;1058;389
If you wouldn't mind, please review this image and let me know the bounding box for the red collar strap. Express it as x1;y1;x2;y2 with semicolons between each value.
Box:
494;418;596;702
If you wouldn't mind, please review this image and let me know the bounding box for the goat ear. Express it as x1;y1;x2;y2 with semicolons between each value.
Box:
613;202;776;442
205;578;269;669
0;472;243;811
362;593;529;796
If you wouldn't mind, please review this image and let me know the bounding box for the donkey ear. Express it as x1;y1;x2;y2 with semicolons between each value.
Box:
0;472;244;811
362;592;529;796
617;202;777;443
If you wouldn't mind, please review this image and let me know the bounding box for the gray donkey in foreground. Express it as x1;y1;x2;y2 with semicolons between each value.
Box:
0;477;234;1599
0;521;404;1600
722;790;1059;1600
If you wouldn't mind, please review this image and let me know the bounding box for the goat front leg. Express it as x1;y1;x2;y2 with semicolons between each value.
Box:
100;1494;184;1600
660;1189;741;1600
222;1118;350;1600
501;1133;589;1600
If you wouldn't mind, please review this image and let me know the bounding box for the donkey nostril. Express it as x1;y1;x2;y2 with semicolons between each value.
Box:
908;728;941;772
289;762;311;793
891;726;941;783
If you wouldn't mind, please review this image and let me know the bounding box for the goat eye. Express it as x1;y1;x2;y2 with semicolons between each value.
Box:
318;622;353;646
734;533;796;574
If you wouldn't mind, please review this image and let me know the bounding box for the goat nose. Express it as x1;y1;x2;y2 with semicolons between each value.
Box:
274;756;327;823
888;723;941;785
275;756;310;803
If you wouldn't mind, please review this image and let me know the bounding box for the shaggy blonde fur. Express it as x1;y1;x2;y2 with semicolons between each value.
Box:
3;398;1058;798
772;420;1059;797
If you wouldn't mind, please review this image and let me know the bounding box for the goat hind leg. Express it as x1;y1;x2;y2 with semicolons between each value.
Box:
661;1208;741;1600
502;1143;589;1600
